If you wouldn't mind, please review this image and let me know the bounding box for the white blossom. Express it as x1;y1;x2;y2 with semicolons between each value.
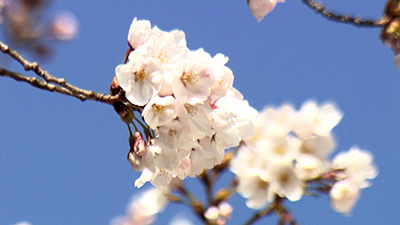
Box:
332;146;378;188
142;96;178;129
127;18;153;49
293;100;343;138
330;179;360;216
116;52;163;106
268;160;303;202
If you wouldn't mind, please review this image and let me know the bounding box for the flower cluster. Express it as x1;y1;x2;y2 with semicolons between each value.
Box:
116;18;257;187
230;100;378;215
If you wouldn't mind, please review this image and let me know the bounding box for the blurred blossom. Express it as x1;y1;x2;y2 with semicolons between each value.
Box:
168;214;194;225
247;0;285;22
330;179;360;216
231;100;377;214
13;222;32;225
293;100;343;139
1;0;77;58
49;11;78;41
332;147;378;189
111;187;169;225
204;202;233;225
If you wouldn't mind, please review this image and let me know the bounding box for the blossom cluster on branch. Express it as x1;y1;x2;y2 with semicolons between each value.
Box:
1;1;388;224
114;18;257;188
110;19;378;224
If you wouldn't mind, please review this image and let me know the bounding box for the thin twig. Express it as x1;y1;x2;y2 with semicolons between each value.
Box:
244;197;288;225
200;170;214;206
301;0;389;27
0;41;121;104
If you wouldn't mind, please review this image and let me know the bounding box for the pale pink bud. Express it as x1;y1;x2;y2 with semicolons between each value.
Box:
248;0;285;22
134;132;147;156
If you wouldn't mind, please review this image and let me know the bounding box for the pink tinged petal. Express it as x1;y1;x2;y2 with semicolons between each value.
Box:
248;0;284;22
174;68;214;104
175;157;192;179
49;11;78;41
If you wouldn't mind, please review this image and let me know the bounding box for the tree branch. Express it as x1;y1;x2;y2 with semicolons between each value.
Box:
301;0;389;27
0;40;121;104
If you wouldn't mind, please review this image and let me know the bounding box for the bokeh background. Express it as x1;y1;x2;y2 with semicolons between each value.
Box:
1;0;399;224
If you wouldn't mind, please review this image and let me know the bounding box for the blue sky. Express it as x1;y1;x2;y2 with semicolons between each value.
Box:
1;1;399;224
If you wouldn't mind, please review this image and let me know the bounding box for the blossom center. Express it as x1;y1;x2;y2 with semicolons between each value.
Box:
135;68;149;82
279;171;290;184
168;129;177;136
153;104;165;115
181;71;198;86
274;143;287;155
301;142;314;154
158;51;168;63
184;104;197;116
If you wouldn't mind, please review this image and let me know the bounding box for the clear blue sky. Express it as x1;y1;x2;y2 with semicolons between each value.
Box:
1;1;399;224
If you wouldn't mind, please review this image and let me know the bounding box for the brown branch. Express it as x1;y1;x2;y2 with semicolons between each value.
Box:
0;67;119;103
244;199;280;225
301;0;389;27
0;40;121;104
